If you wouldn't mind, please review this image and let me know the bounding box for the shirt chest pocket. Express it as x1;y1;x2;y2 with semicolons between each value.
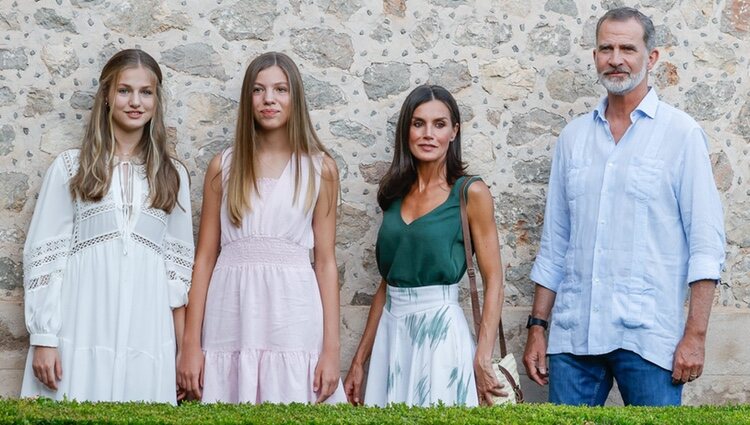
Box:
625;157;665;202
565;164;590;201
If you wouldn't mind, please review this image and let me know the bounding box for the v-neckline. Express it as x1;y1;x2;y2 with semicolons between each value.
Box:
398;180;459;227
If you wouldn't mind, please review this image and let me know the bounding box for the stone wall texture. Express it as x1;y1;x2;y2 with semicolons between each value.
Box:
1;0;749;404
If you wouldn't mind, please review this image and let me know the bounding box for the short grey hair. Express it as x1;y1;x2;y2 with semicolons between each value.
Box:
596;7;656;51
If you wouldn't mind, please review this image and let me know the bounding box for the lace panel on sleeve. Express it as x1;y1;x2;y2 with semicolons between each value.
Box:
164;237;194;289
24;237;71;291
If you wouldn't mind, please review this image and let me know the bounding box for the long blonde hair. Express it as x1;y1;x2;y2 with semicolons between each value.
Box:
227;51;328;226
69;49;181;213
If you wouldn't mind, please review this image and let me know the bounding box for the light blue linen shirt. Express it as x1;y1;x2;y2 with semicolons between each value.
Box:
530;88;726;371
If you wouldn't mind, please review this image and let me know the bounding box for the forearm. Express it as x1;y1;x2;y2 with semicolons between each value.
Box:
530;284;556;321
684;279;716;338
476;274;503;357
351;280;387;366
182;256;216;348
314;259;341;352
172;307;185;353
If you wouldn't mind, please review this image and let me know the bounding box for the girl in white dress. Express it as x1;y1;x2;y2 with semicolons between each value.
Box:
178;52;345;404
21;49;194;404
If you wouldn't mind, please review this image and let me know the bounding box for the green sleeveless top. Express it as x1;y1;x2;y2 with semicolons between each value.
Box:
376;176;481;288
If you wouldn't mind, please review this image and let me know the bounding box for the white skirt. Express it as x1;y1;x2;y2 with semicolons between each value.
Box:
364;283;478;407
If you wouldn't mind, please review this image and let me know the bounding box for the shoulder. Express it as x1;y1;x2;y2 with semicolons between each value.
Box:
206;152;223;178
464;177;491;201
52;149;80;179
559;110;595;139
655;100;709;151
657;100;703;133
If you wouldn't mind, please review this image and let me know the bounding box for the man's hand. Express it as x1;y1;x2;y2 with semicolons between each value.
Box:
523;327;549;386
672;332;705;384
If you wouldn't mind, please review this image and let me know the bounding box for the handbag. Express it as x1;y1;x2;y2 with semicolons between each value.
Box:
459;177;524;405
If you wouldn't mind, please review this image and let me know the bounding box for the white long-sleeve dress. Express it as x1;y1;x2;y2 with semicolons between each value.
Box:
20;149;194;404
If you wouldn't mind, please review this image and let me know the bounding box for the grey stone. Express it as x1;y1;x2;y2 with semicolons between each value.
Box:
720;0;750;39
362;62;410;101
580;16;599;49
0;125;14;156
318;0;362;19
513;156;552;184
601;0;628;9
42;44;80;78
504;261;535;305
684;81;736;121
727;207;750;249
161;43;229;81
410;14;441;52
329;120;376;148
337;203;370;246
546;69;600;102
480;58;536;101
544;0;578;16
350;291;373;306
97;43;119;67
105;0;190;36
654;25;678;47
210;0;277;42
507;108;567;146
302;75;345;110
33;8;77;33
185;93;238;131
0;12;20;30
429;0;468;6
0;173;29;212
710;151;733;193
454;15;512;49
494;192;546;250
70;91;95;110
429;60;471;93
359;161;390;185
641;0;678;11
458;103;475;122
692;43;739;73
0;227;25;245
681;0;712;29
528;24;571;56
370;23;393;42
653;61;680;89
0;87;14;106
0;48;28;70
291;28;354;70
0;257;22;291
195;138;231;173
24;89;55;117
327;148;349;179
734;101;750;140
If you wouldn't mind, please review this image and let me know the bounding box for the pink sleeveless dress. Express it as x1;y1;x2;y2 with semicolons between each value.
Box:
200;149;345;404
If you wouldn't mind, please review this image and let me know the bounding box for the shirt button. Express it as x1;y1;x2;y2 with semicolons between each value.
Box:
594;278;600;284
607;162;614;167
599;220;605;225
593;306;600;312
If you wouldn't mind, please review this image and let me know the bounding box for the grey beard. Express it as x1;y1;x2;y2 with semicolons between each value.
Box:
599;65;648;95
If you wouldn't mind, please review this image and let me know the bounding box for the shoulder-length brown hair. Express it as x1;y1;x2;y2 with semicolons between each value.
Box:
226;51;329;226
69;48;180;213
377;84;466;210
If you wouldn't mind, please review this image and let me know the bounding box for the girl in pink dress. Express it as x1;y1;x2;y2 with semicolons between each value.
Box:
177;52;345;404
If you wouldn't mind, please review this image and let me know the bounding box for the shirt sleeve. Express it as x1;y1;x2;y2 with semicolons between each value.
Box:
23;154;75;347
163;163;194;308
529;132;570;293
677;128;726;284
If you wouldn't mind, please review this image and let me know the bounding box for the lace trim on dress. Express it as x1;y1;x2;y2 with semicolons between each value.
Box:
70;231;120;255
132;232;162;255
142;207;167;225
79;202;117;221
24;236;71;290
61;150;79;178
164;237;194;288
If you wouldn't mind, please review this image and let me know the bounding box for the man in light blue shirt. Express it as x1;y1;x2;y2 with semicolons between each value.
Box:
522;7;725;406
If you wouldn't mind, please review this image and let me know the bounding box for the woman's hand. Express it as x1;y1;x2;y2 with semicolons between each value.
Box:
313;347;340;403
474;353;506;406
177;343;205;400
343;361;366;405
32;346;62;391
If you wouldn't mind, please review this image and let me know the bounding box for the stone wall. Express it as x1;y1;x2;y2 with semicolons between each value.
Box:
1;0;748;404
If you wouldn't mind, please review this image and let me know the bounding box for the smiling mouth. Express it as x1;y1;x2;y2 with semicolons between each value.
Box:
126;111;143;118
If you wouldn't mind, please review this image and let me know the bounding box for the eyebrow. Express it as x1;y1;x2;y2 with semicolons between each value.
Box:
116;83;153;88
254;81;289;86
412;116;450;121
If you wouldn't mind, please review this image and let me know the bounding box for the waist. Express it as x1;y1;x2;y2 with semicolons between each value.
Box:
216;236;310;267
385;283;460;314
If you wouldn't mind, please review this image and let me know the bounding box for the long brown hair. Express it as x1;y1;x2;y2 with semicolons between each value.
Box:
377;84;466;210
227;51;329;226
69;48;181;213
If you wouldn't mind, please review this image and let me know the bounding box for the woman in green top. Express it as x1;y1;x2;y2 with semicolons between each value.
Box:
343;85;506;407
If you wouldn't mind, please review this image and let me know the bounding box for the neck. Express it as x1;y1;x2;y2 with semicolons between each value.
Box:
605;84;649;121
414;161;447;192
257;127;292;154
113;127;144;158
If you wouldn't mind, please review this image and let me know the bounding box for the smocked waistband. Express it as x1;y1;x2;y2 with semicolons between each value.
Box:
216;236;310;268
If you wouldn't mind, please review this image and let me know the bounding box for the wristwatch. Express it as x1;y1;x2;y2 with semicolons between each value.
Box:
526;315;549;330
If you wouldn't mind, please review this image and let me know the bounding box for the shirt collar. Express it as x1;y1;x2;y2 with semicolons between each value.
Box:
593;86;659;122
